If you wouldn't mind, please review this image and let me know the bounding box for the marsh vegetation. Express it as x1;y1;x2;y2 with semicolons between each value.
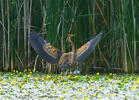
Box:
0;0;139;99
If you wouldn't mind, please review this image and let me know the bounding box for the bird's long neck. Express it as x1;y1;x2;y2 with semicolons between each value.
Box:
68;37;75;53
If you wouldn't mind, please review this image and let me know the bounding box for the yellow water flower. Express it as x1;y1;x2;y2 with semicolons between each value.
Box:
23;89;26;91
1;80;3;83
134;80;138;84
100;88;102;90
11;79;16;85
130;77;133;80
27;75;30;78
64;82;67;84
3;81;6;85
11;81;14;84
130;87;135;90
109;73;112;76
108;94;112;97
120;83;123;85
116;80;118;83
93;94;97;97
82;91;85;94
108;79;111;82
96;72;99;76
81;88;84;91
60;90;63;93
85;97;89;100
90;80;93;83
66;88;69;91
60;72;63;75
114;94;117;96
11;81;15;85
60;96;63;100
28;69;31;72
67;75;71;78
136;85;138;88
78;92;81;94
42;78;44;81
24;69;27;72
22;86;24;88
85;74;88;76
74;76;79;79
19;84;22;87
99;96;102;100
61;77;64;81
90;87;93;90
46;75;51;79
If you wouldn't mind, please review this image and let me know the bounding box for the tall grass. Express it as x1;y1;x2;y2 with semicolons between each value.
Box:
0;0;138;73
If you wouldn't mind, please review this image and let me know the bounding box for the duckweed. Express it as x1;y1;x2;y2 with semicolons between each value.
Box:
0;72;138;100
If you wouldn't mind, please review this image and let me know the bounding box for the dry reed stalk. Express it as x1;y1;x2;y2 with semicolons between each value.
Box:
24;0;27;66
131;0;137;72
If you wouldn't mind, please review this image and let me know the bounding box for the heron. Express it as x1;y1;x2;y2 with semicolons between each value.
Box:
29;31;103;71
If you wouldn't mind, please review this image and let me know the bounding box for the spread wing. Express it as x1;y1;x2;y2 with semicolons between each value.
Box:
76;32;103;62
29;32;62;64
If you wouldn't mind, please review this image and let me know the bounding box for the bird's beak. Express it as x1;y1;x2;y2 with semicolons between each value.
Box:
66;34;76;42
70;34;76;37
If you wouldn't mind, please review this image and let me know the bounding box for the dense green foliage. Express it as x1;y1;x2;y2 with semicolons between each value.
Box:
0;0;139;73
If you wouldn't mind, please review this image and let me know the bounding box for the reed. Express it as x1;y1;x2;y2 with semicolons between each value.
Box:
0;0;138;73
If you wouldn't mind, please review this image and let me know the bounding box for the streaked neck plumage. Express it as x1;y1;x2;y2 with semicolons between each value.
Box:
67;35;75;53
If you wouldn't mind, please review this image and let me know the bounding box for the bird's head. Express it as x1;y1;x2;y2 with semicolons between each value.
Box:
68;34;76;37
67;34;76;42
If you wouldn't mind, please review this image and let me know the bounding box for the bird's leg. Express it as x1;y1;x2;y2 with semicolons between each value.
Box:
72;62;81;75
68;64;73;74
65;66;71;75
76;62;79;70
65;68;69;75
60;65;70;75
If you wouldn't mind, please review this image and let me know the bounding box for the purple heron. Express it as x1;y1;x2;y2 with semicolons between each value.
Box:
29;32;103;68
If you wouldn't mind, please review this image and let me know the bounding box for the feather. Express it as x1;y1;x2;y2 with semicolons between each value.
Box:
29;32;62;64
76;32;103;62
29;31;103;68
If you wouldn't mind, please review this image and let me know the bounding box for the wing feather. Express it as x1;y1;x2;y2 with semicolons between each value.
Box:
76;32;103;62
29;32;62;64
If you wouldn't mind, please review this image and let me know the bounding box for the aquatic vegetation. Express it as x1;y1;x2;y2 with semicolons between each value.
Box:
0;72;139;99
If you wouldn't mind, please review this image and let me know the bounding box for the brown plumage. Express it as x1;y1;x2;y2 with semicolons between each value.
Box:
29;32;103;68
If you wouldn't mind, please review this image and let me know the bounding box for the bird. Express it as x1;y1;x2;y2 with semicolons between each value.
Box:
29;31;103;69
